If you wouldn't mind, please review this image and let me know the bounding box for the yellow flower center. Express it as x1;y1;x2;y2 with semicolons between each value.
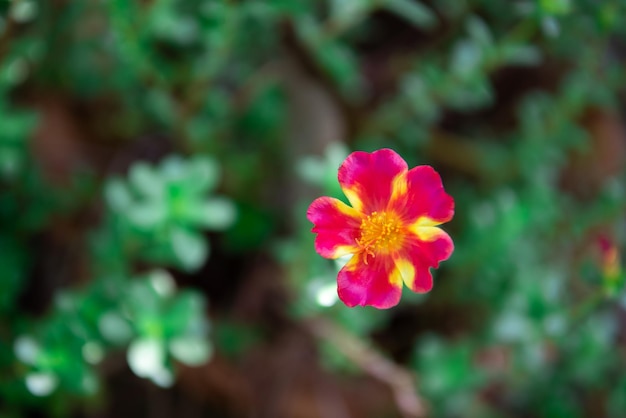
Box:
356;211;404;263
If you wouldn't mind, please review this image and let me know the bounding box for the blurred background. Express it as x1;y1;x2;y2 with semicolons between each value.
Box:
1;0;626;417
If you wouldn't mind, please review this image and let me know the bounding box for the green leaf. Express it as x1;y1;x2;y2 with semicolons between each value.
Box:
127;338;166;379
498;44;542;66
151;9;199;45
163;290;207;336
126;335;174;387
466;16;492;47
25;372;58;397
129;163;163;199
10;0;38;23
0;146;22;177
82;341;105;365
160;156;187;183
451;39;483;77
126;201;168;229
383;0;436;29
169;336;212;366
539;0;571;15
104;179;132;211
297;156;325;186
98;311;134;345
187;156;220;193
171;227;208;271
186;197;237;230
329;0;373;27
14;335;40;365
148;270;176;298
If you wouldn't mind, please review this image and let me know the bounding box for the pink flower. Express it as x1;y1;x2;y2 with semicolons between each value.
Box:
306;148;454;309
598;235;621;281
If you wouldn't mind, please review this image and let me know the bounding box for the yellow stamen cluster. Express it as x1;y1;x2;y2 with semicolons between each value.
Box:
356;211;403;263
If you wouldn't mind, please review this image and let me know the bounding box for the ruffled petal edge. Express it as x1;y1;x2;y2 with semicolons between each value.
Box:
337;253;403;309
307;196;362;259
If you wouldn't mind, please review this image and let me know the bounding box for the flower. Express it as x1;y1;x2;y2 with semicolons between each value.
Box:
597;235;622;284
306;148;454;309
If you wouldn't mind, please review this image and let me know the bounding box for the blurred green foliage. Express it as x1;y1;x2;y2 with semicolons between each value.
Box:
1;0;626;417
104;155;235;271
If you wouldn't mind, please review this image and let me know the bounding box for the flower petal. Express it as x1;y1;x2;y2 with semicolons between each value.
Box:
338;149;408;214
393;256;433;293
393;227;454;293
337;253;403;309
391;165;454;225
307;197;362;259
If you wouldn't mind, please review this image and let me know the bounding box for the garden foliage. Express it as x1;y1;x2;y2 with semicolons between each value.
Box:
1;0;625;417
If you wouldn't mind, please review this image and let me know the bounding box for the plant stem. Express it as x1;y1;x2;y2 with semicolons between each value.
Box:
307;316;428;418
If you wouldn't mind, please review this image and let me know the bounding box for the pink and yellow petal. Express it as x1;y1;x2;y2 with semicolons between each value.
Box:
392;256;433;293
408;226;454;264
338;149;408;214
337;254;403;309
391;165;454;225
393;227;454;293
307;197;362;259
390;170;408;205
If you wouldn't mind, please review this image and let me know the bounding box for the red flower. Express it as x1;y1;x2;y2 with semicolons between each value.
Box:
306;148;454;309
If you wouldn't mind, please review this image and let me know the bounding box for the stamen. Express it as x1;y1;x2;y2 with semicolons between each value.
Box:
356;210;403;259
